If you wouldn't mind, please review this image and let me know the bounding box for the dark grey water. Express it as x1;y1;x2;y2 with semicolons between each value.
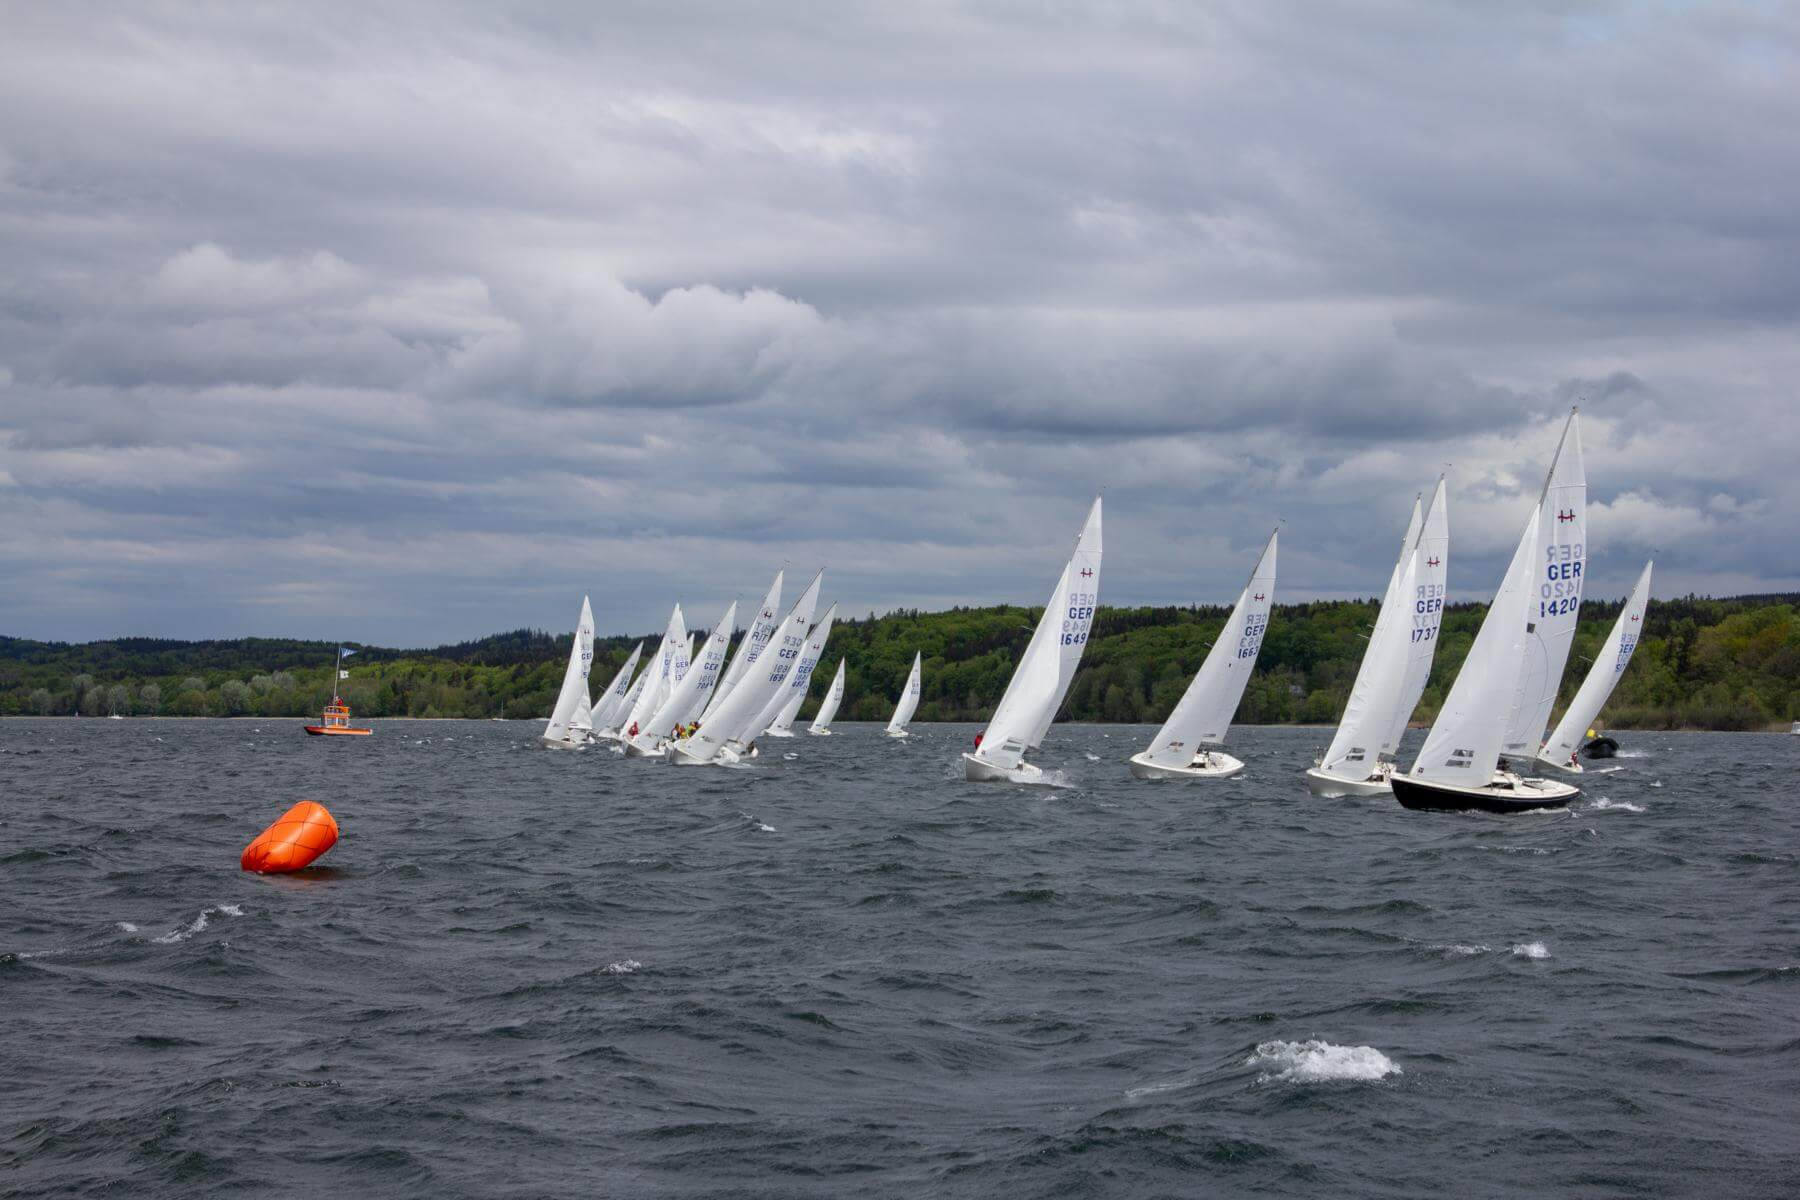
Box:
3;719;1797;1198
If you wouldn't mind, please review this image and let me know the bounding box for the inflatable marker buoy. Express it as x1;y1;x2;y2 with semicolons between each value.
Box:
241;801;338;873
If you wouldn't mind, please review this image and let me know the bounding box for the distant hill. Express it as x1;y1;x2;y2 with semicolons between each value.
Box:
3;593;1796;730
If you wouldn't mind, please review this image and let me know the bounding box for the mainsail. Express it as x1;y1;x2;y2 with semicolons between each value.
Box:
809;659;846;733
1410;510;1538;784
621;604;687;736
702;570;783;722
1318;500;1423;777
589;642;643;732
969;497;1102;772
1135;531;1277;769
886;652;922;735
1538;561;1653;766
1502;410;1587;756
1385;477;1450;755
762;603;840;737
542;595;596;745
632;600;737;749
675;570;823;763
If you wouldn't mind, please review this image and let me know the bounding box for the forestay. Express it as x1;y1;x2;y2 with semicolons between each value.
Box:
1136;531;1277;770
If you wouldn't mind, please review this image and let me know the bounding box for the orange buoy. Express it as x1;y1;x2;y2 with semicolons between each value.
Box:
241;801;339;873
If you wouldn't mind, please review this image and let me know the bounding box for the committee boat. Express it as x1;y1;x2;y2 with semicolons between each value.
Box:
1392;410;1585;814
1306;479;1448;796
305;646;373;736
1129;530;1277;781
964;497;1101;785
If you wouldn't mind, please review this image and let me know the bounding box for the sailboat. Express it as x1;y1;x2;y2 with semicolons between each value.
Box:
1536;561;1653;773
669;571;823;766
1129;531;1277;780
1306;480;1449;796
539;597;596;749
808;660;846;735
626;601;738;757
700;570;783;724
885;653;921;738
964;498;1102;784
304;646;374;737
759;604;840;738
1393;409;1585;813
617;604;687;741
588;642;643;740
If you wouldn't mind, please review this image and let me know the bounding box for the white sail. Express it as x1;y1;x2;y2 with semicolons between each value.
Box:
702;569;784;721
607;669;651;736
970;497;1102;772
590;642;643;731
572;689;594;734
631;600;738;750
1385;477;1450;754
621;604;686;737
1409;510;1538;783
886;652;922;735
1318;499;1423;777
762;603;840;737
542;595;596;744
1502;410;1587;756
1136;531;1277;769
1539;561;1653;766
675;571;823;762
809;659;846;733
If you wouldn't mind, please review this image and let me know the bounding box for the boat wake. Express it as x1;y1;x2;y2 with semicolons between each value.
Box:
1589;796;1645;813
1247;1039;1400;1083
1511;941;1552;959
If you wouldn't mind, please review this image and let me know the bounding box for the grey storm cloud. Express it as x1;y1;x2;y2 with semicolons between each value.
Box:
1;1;1797;642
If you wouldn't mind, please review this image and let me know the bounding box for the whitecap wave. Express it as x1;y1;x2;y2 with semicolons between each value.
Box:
1084;752;1101;762
1590;797;1645;813
1124;1073;1198;1100
1435;943;1490;957
152;904;247;945
1512;941;1551;959
604;959;642;975
117;922;139;933
1247;1039;1400;1083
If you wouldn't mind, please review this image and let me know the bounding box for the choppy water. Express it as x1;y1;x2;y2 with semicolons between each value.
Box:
3;719;1797;1198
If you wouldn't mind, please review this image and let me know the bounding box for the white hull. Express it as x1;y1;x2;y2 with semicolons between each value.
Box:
807;728;832;737
1127;750;1244;780
588;728;623;743
962;752;1052;785
886;728;910;739
764;729;795;739
538;736;585;751
623;740;666;759
1534;754;1584;775
1304;765;1393;797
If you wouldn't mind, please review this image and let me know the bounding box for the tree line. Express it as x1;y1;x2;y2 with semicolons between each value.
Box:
2;593;1796;730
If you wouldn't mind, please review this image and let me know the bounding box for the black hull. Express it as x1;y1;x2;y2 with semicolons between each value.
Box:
1581;736;1620;760
1391;774;1576;814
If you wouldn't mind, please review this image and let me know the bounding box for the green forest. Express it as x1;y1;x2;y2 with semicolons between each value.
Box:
2;594;1796;730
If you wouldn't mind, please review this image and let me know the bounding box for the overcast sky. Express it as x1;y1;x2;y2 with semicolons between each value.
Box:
2;1;1795;645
